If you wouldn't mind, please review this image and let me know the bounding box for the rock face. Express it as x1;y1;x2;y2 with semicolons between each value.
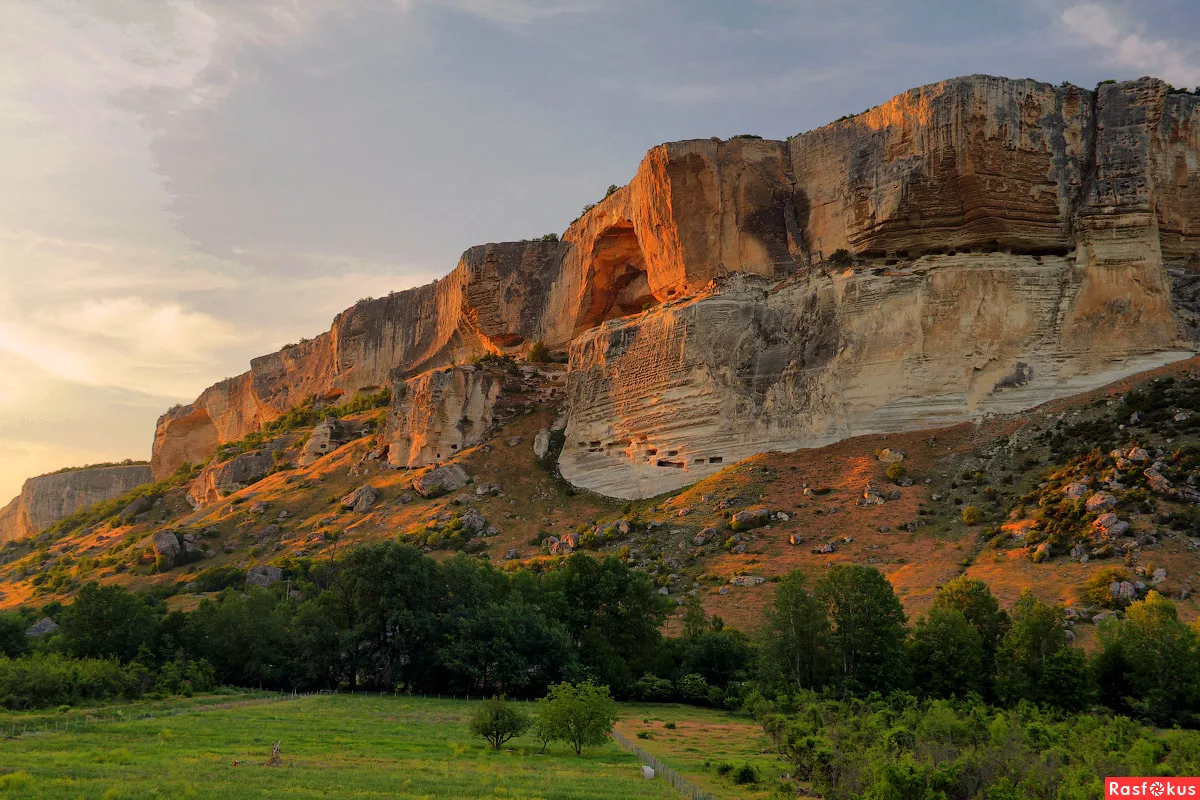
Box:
149;75;1200;500
0;464;153;543
187;451;274;508
412;464;471;498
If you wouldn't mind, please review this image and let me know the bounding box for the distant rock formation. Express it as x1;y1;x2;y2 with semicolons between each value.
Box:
149;75;1200;498
0;464;153;543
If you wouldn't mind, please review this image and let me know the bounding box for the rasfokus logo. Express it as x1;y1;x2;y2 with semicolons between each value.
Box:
1106;778;1200;797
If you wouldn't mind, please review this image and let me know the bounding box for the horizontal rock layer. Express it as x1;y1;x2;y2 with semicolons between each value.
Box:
0;465;153;543
152;75;1200;499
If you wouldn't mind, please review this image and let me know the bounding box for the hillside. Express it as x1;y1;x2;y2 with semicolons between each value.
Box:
3;73;1199;628
2;355;1196;644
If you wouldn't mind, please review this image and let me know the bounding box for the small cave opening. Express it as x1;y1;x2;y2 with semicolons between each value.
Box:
578;220;656;331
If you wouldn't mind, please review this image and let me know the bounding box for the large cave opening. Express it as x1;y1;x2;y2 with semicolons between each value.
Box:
578;220;656;332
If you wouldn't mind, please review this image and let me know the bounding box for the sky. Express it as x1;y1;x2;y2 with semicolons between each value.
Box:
1;0;1199;504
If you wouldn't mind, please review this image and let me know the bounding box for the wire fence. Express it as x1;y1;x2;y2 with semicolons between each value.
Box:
611;729;718;800
3;690;312;740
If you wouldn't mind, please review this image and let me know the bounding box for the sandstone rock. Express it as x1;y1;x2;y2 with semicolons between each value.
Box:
25;617;58;638
1063;481;1090;500
504;548;518;560
0;464;153;543
1111;581;1137;604
813;542;837;554
1145;468;1174;495
188;450;274;508
246;565;284;587
1031;541;1051;563
300;418;348;466
152;530;181;566
385;367;509;469
412;464;471;498
249;501;267;514
1085;493;1117;513
877;449;905;464
730;508;771;531
729;575;766;587
1151;568;1167;585
119;495;154;524
340;485;379;513
533;429;552;459
693;527;716;546
1126;447;1149;463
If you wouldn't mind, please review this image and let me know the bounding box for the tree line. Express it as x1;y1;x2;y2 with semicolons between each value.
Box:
1;544;1198;732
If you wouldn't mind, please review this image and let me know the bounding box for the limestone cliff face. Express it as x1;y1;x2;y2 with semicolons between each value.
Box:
384;366;505;469
0;465;153;543
152;74;1200;498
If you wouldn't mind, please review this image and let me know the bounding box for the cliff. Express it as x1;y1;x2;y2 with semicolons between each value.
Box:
0;464;153;543
151;74;1200;499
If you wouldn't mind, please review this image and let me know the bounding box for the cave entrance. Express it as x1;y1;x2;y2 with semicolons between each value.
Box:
578;219;655;332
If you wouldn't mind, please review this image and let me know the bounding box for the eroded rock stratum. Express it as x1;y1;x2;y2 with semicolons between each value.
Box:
0;465;154;543
152;75;1200;499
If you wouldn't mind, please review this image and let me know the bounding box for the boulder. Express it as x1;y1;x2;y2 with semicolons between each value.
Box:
1092;513;1130;538
152;530;181;565
1151;568;1167;585
812;542;837;554
1110;580;1137;604
549;532;579;555
25;617;58;638
504;548;519;560
532;429;552;459
877;449;905;464
460;508;488;534
246;565;284;587
1126;447;1149;463
119;495;154;524
1085;493;1117;513
788;533;804;546
413;464;471;497
340;484;379;513
730;508;771;531
1031;541;1051;563
729;575;766;587
1062;481;1089;500
249;501;268;514
1144;468;1174;494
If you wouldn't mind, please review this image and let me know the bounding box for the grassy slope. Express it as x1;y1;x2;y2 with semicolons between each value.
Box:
0;694;679;800
2;358;1198;645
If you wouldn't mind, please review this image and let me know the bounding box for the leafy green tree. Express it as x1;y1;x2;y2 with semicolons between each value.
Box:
758;570;830;690
1095;591;1200;725
816;565;908;693
540;555;668;694
931;576;1009;659
469;696;532;750
185;588;293;688
533;681;618;754
995;590;1091;709
57;582;159;662
908;607;985;698
0;612;29;658
440;600;573;695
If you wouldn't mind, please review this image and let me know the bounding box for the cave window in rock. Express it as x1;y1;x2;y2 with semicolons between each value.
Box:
579;219;656;331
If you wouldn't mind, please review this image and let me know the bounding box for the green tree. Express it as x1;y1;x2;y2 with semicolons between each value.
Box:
540;555;668;694
533;681;618;754
440;601;573;695
817;565;908;693
930;576;1008;659
758;570;830;690
995;590;1091;709
908;607;985;698
468;696;532;750
0;612;29;658
1095;591;1200;725
57;582;159;662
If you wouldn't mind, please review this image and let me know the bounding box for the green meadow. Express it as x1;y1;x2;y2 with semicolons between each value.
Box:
0;694;694;799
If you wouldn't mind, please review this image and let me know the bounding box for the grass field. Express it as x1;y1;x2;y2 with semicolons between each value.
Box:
0;693;694;799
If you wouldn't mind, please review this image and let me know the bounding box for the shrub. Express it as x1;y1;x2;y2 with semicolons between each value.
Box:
1085;566;1132;608
468;696;531;750
716;762;734;776
528;341;550;363
827;249;854;268
961;506;982;525
885;463;907;482
733;763;759;785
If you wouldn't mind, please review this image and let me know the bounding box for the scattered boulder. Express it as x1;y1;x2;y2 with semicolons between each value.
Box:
475;483;501;496
1085;492;1117;513
119;495;154;524
1092;610;1120;624
152;530;181;566
246;565;284;587
413;464;471;497
533;429;551;459
812;542;837;554
693;527;716;546
1110;581;1137;604
877;449;905;464
718;586;730;596
1145;468;1174;494
1151;568;1168;585
340;484;379;513
1092;513;1129;538
1126;447;1149;463
788;533;804;546
505;436;523;447
1031;541;1051;563
300;417;347;466
1062;481;1089;500
730;508;771;531
548;532;579;556
249;501;268;514
26;617;58;638
460;508;488;534
729;575;766;587
504;548;519;560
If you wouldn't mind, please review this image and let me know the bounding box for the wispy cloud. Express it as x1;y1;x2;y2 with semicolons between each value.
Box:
1060;2;1200;87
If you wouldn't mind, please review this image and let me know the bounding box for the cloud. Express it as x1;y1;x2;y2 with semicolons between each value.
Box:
409;0;605;30
1060;3;1200;88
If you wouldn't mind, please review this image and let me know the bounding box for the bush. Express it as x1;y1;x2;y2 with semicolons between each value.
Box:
961;505;982;525
716;762;734;776
827;249;854;268
1085;566;1133;609
885;463;907;482
677;673;711;704
528;341;550;363
468;696;531;750
733;763;759;785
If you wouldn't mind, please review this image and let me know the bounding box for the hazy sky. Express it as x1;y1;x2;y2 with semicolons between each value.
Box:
1;0;1198;503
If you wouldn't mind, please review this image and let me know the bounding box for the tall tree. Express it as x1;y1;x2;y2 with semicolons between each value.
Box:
57;582;159;662
907;607;985;698
931;576;1009;658
816;565;908;694
994;590;1091;709
0;612;29;658
758;570;830;690
533;681;619;755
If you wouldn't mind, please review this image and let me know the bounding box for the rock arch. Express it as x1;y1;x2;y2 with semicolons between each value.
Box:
576;219;656;333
